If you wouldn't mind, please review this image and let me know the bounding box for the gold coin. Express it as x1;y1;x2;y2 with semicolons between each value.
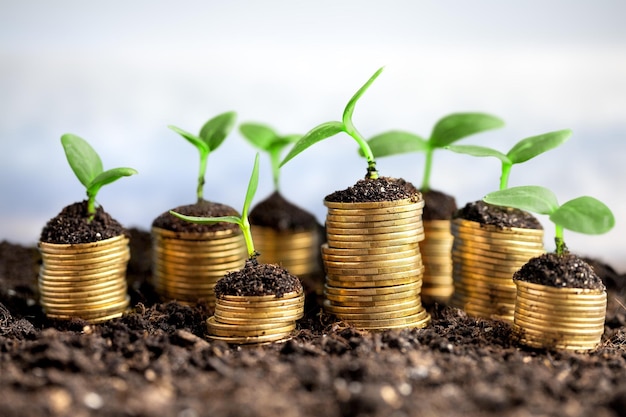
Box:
40;243;127;260
326;276;419;289
324;281;419;295
452;246;543;263
207;321;296;338
322;254;422;269
451;219;544;237
514;298;607;315
155;260;245;274
214;304;304;318
514;324;604;341
325;293;419;307
514;307;606;325
216;293;304;307
515;289;607;305
324;298;419;313
152;226;243;240
341;309;430;328
42;295;129;313
39;280;127;297
321;243;419;256
328;303;421;319
326;210;422;223
217;290;302;302
38;235;128;254
213;314;302;326
513;317;604;336
326;222;424;236
325;216;422;229
327;236;425;249
324;198;423;210
326;265;423;280
516;280;607;296
207;331;293;345
452;259;525;276
328;227;424;240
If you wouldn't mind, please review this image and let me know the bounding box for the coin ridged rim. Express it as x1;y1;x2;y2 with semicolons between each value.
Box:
40;294;129;310
217;290;303;302
322;254;423;269
40;244;128;261
326;265;424;280
324;198;424;209
207;317;296;337
326;223;424;236
513;318;605;336
206;331;293;344
38;235;129;253
326;211;422;223
327;235;425;249
453;237;545;254
325;216;422;229
514;298;607;314
215;293;305;308
452;260;526;275
328;228;424;241
515;279;607;296
515;289;607;304
327;304;422;320
325;276;420;288
324;298;420;314
42;295;130;313
452;246;544;262
514;307;606;324
340;310;430;328
514;324;604;340
321;243;419;256
214;305;304;318
324;294;419;307
451;218;544;236
451;250;540;267
154;259;246;273
213;313;302;325
39;281;127;297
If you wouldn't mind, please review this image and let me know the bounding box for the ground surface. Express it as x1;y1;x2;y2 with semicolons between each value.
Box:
1;229;626;417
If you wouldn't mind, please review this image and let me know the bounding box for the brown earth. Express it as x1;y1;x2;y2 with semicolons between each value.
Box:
2;227;626;417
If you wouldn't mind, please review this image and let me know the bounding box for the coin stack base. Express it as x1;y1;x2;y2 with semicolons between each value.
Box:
322;198;431;330
38;235;131;323
420;220;455;304
152;227;247;306
207;290;304;344
514;279;606;351
449;218;545;322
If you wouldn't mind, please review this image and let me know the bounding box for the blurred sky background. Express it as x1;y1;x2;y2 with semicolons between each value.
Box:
1;1;625;269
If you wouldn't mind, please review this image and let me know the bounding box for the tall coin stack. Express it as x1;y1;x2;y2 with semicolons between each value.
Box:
420;220;455;304
449;218;545;322
252;226;321;277
322;198;431;330
513;279;606;351
152;227;247;306
38;234;130;323
207;289;305;344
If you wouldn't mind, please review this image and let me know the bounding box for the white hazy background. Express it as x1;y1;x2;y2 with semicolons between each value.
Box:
1;1;625;269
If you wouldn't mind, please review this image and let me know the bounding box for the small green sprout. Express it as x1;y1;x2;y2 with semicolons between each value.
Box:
239;122;301;191
365;113;504;191
280;67;384;179
447;129;572;190
168;111;237;202
61;133;137;220
170;153;261;258
483;185;615;255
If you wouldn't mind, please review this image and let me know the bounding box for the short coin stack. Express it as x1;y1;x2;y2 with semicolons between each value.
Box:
322;198;431;330
152;227;247;306
420;220;455;304
513;279;607;350
207;290;305;344
38;234;130;323
252;226;321;277
449;218;545;322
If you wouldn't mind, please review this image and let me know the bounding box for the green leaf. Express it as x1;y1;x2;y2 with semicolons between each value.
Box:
88;167;138;192
483;186;559;215
364;131;428;157
242;153;260;219
199;111;237;151
430;113;505;148
342;66;384;129
550;196;615;235
446;144;510;164
168;125;209;154
239;122;278;151
169;211;242;226
280;121;344;167
61;133;103;188
507;129;572;164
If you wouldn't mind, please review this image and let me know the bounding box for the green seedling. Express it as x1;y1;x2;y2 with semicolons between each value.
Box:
483;185;614;255
168;111;237;202
365;113;504;191
170;153;261;258
61;134;137;220
239;122;301;191
447;129;572;190
280;67;384;179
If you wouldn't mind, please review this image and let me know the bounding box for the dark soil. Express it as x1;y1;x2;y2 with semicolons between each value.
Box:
514;253;606;290
421;189;457;221
250;191;320;232
455;200;543;229
325;177;420;203
2;229;626;417
214;257;303;297
39;201;127;244
152;200;240;233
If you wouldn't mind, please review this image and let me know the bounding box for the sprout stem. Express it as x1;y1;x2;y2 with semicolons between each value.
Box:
421;148;434;191
270;151;281;191
554;224;568;255
197;153;208;202
240;217;256;258
499;163;512;190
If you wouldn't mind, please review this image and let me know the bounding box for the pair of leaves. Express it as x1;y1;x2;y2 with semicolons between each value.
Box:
447;129;572;167
483;186;614;235
280;67;384;168
169;111;237;158
61;134;137;201
366;113;505;157
170;153;260;257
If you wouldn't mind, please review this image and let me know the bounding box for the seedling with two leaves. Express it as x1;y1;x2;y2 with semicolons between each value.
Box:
281;67;384;179
61;134;137;221
168;111;237;202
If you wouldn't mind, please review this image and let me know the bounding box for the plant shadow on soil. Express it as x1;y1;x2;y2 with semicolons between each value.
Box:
2;228;626;417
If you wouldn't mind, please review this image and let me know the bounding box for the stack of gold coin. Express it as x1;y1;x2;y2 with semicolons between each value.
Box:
449;218;545;322
420;220;455;304
322;198;431;330
207;290;305;344
513;279;606;350
38;234;130;323
152;227;247;306
252;226;321;277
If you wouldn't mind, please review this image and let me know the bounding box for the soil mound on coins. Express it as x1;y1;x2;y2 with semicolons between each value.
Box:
421;189;458;221
514;252;606;290
152;200;240;233
250;191;319;232
455;200;542;229
325;177;419;203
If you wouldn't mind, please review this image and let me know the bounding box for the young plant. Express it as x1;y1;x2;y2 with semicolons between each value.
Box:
447;129;572;190
365;113;504;191
239;122;301;191
280;67;384;180
483;185;614;255
61;134;137;220
170;153;260;258
168;111;237;202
